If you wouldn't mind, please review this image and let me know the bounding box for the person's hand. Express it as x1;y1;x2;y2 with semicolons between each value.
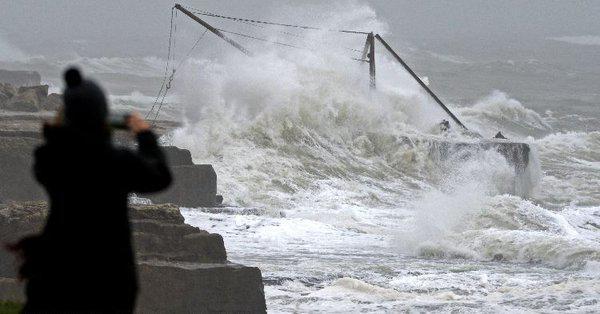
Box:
44;106;64;127
126;112;151;134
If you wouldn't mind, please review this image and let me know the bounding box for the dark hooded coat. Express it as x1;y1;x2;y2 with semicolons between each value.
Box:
20;125;171;313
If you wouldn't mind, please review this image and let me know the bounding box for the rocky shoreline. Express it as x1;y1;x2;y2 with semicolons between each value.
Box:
0;202;266;313
0;70;266;312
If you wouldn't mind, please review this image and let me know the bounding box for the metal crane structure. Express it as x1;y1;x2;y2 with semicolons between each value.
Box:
158;3;469;130
146;4;532;178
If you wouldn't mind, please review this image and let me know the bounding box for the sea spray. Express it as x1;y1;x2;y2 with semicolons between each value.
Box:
457;90;553;138
403;192;600;268
535;131;600;208
167;50;443;212
398;147;517;258
165;36;563;257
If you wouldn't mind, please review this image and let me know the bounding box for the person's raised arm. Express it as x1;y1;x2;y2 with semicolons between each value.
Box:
125;113;172;193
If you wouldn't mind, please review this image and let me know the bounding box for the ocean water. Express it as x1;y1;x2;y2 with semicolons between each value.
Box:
2;13;599;313
167;54;600;312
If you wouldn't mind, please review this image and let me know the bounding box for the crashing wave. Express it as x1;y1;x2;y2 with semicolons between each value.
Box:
457;90;552;138
405;195;600;269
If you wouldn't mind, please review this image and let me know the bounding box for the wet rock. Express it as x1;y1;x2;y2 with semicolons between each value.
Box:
133;220;202;238
0;201;46;278
134;231;226;263
42;93;62;111
145;164;220;207
0;278;23;301
3;89;40;112
0;202;265;312
163;146;193;166
138;261;266;314
0;134;222;207
0;70;41;87
144;147;222;207
0;202;228;276
0;84;17;98
130;204;226;263
0;84;17;107
17;86;48;104
0;137;45;203
492;254;506;262
2;86;48;112
183;233;227;262
129;203;184;224
0;85;49;112
0;201;46;241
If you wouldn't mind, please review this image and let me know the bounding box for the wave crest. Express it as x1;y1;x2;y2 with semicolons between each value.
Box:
407;195;600;268
458;90;552;137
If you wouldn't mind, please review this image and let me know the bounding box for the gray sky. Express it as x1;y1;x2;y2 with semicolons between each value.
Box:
1;0;599;66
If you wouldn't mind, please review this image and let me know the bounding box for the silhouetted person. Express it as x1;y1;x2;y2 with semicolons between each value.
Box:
439;119;450;133
12;68;171;313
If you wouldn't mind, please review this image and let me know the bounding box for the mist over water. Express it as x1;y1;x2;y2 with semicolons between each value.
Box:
2;0;599;312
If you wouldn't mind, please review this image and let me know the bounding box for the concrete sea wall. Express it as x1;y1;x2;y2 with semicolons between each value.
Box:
0;202;267;313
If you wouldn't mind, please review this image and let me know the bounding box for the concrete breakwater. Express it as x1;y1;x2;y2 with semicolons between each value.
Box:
0;134;223;208
0;70;222;207
0;202;266;313
0;83;61;113
0;130;266;312
144;146;224;207
0;70;41;89
0;69;265;312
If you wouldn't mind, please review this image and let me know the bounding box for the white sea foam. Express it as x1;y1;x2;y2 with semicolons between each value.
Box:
583;261;600;277
402;194;600;268
548;35;600;46
314;277;407;301
535;131;600;207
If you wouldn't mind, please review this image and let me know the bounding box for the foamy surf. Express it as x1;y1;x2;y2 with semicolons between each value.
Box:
145;17;600;308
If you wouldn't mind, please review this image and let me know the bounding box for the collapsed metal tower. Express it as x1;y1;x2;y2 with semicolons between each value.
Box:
172;3;468;130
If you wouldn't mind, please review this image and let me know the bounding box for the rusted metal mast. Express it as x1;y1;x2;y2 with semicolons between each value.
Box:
360;36;370;60
374;34;467;130
174;4;252;56
367;32;376;89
